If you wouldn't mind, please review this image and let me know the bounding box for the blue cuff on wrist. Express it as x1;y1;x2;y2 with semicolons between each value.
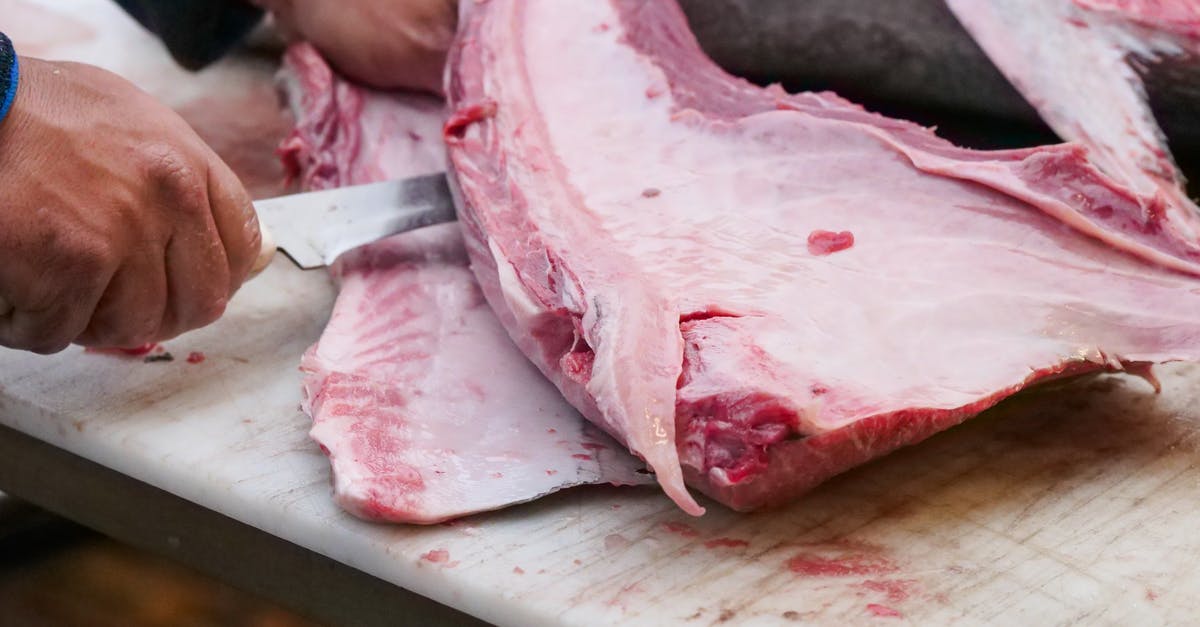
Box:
0;32;18;124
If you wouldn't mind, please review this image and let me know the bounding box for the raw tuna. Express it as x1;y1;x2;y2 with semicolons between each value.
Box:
444;0;1200;513
947;0;1200;231
278;43;447;192
283;45;650;524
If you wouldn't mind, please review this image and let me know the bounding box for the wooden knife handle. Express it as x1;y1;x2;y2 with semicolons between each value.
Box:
249;222;276;279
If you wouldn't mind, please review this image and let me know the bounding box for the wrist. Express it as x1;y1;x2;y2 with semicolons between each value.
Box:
0;56;52;172
0;32;17;126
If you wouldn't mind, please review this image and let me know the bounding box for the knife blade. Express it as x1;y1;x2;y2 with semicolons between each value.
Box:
254;173;456;271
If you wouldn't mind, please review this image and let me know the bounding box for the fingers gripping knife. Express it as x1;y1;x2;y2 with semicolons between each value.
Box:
0;173;456;325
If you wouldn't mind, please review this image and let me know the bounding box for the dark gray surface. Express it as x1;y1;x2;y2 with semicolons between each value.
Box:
680;0;1199;149
0;424;490;627
0;493;73;547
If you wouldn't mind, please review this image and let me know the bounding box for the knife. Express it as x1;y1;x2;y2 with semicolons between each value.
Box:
0;173;456;318
254;172;457;271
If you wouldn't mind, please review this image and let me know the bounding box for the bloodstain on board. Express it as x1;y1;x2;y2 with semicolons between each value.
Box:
807;230;855;256
782;610;801;621
662;522;700;538
786;553;897;577
1146;588;1160;601
513;566;525;575
420;549;450;564
186;351;206;364
717;608;736;622
605;534;632;550
861;579;916;603
704;538;750;549
866;604;903;618
572;454;592;460
604;583;644;610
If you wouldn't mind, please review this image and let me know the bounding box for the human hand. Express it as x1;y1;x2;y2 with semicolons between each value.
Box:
255;0;458;94
0;58;263;354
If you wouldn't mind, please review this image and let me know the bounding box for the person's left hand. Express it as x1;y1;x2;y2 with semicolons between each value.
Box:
254;0;458;94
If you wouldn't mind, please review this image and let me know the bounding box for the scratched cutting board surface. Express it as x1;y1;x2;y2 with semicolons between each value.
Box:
4;1;1200;625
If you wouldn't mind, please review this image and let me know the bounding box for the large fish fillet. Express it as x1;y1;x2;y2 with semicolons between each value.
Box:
444;0;1200;513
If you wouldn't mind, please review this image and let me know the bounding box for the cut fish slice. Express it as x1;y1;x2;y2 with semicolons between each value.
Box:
282;44;651;524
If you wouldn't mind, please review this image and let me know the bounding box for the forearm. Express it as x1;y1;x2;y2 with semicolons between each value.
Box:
113;0;264;70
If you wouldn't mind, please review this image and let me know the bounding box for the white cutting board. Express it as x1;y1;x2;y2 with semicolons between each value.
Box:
5;263;1200;627
5;1;1200;625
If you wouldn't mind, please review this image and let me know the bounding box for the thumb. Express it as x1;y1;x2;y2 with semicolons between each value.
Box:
206;156;262;294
